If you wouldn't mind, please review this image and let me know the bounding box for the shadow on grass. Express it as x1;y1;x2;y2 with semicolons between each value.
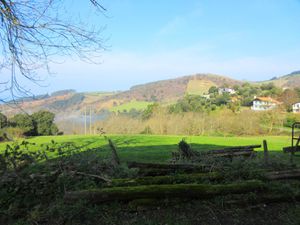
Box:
47;140;300;165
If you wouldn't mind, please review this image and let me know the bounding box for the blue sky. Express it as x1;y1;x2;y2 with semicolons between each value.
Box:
12;0;300;94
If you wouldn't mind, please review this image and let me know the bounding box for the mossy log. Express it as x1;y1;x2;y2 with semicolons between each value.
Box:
220;145;261;151
264;169;300;180
127;161;207;171
137;168;179;176
110;172;220;187
211;151;256;158
205;145;260;158
64;180;265;204
112;168;300;187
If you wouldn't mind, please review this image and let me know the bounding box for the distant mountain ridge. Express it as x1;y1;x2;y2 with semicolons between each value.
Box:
260;70;300;89
0;71;299;118
107;73;242;102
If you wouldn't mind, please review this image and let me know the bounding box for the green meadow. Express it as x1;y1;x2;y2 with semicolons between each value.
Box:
110;100;153;112
0;134;292;163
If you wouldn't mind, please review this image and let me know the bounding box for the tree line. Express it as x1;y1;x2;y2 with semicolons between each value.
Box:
89;82;300;136
0;110;60;140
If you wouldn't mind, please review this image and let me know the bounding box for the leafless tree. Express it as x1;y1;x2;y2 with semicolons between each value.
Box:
0;0;106;100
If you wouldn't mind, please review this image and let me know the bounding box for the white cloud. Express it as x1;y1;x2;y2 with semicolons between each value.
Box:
44;46;299;94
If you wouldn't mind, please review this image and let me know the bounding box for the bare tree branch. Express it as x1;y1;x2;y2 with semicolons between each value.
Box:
0;0;106;100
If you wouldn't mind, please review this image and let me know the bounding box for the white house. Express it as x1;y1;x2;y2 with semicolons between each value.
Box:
218;88;236;95
251;97;281;111
293;103;300;113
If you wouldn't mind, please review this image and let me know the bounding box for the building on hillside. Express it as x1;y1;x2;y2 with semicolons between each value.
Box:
218;88;236;95
292;102;300;113
251;97;281;111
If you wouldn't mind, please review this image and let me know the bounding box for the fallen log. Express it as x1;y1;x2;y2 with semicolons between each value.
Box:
137;168;179;176
64;180;265;204
112;168;300;187
264;169;300;180
283;146;300;153
127;161;208;171
110;172;220;187
212;151;256;158
221;145;261;150
203;145;261;155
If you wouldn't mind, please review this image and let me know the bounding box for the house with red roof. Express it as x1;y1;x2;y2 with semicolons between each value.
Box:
251;97;281;111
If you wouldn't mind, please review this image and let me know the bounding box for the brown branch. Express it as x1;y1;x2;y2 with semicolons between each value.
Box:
70;170;111;183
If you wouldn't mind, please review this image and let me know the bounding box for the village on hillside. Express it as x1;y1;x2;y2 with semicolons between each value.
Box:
204;86;300;113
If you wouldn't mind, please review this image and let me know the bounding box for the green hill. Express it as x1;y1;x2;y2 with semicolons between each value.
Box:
259;70;300;89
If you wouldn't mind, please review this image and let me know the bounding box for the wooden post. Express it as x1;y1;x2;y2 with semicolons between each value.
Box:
108;139;120;166
263;140;269;166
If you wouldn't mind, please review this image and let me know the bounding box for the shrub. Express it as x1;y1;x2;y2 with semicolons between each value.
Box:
3;127;25;139
0;112;7;128
9;113;36;136
32;110;59;135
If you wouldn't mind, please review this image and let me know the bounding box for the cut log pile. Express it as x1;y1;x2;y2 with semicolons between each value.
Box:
173;144;261;162
206;145;259;158
64;160;300;204
63;143;299;205
208;145;260;157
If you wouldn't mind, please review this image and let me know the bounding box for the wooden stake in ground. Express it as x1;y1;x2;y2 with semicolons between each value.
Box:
263;140;269;166
108;139;120;167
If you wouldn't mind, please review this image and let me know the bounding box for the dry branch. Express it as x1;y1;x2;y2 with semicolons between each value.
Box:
70;171;111;183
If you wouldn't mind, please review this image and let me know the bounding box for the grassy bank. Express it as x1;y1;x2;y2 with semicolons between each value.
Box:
0;134;292;163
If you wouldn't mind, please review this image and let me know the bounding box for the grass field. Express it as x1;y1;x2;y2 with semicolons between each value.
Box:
1;134;300;225
110;100;153;112
0;134;293;163
186;79;215;95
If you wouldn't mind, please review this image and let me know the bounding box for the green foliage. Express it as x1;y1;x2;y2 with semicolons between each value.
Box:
178;139;191;154
3;110;59;138
214;93;231;105
142;103;159;120
2;127;24;140
169;95;214;113
9;113;36;136
284;113;300;128
110;100;153;113
227;101;241;113
234;82;282;106
0;112;7;128
32;110;59;136
208;86;218;94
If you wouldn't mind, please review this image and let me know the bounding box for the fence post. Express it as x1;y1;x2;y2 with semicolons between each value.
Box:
263;140;269;166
